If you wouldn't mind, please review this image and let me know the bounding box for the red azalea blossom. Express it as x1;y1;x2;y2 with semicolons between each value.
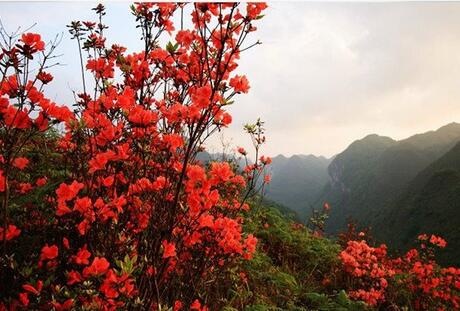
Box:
13;157;29;170
229;75;250;93
162;240;176;259
0;224;21;241
430;235;447;248
173;300;183;311
83;257;110;277
36;177;47;186
40;244;58;261
20;33;45;53
74;245;91;265
18;293;29;306
51;299;74;311
56;180;84;201
37;71;53;84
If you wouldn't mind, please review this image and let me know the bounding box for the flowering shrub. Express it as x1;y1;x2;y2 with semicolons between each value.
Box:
340;240;393;306
0;2;269;310
340;233;460;310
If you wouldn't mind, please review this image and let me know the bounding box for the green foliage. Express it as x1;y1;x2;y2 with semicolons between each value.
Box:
227;204;365;310
303;291;368;311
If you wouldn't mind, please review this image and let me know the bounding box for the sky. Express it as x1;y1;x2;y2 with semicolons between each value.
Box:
2;2;460;158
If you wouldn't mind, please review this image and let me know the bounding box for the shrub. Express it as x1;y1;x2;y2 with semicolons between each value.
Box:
0;3;269;309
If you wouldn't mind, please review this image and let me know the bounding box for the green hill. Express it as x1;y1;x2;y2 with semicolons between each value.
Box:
378;141;460;265
318;123;460;235
317;134;397;233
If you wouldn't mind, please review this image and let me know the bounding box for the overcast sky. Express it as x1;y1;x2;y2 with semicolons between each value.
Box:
2;2;460;158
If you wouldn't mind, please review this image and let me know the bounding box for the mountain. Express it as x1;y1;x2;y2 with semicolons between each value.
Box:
318;122;460;234
318;134;397;232
377;141;460;265
265;154;331;220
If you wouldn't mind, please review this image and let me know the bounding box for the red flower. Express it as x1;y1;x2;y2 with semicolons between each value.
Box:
22;281;42;295
418;234;429;241
190;299;202;311
74;245;91;265
210;162;234;183
62;237;70;249
263;174;271;184
259;155;272;165
162;240;176;258
243;234;257;259
34;111;49;131
127;105;158;126
74;197;92;215
163;133;184;152
40;244;58;261
237;147;247;156
173;300;183;311
18;182;33;194
0;224;21;241
150;48;171;62
429;235;447;248
77;220;90;236
86;58;114;79
88;150;116;173
1;75;18;97
198;214;214;229
102;175;114;187
191;85;212;109
67;270;82;285
56;180;84;201
20;33;45;52
56;201;72;217
246;3;268;20
3;106;31;129
19;292;29;306
221;112;232;126
36;177;47;187
13;157;29;170
83;257;110;277
37;71;53;84
176;30;194;48
51;299;74;311
229;75;250;93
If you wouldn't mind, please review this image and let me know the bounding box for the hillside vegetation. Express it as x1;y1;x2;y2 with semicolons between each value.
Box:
225;202;460;310
266;123;460;265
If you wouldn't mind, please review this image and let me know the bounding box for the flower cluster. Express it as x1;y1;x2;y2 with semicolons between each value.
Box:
340;240;393;306
340;234;460;310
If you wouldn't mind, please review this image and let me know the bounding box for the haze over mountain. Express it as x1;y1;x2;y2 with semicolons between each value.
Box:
264;154;331;219
266;122;460;264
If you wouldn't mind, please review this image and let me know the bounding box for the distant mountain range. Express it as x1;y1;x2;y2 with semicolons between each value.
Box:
264;154;331;219
265;122;460;265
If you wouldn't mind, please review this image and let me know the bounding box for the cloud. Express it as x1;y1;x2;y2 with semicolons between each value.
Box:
216;2;460;157
2;2;460;157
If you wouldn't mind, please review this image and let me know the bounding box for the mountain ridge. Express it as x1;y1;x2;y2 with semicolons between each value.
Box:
264;122;460;264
